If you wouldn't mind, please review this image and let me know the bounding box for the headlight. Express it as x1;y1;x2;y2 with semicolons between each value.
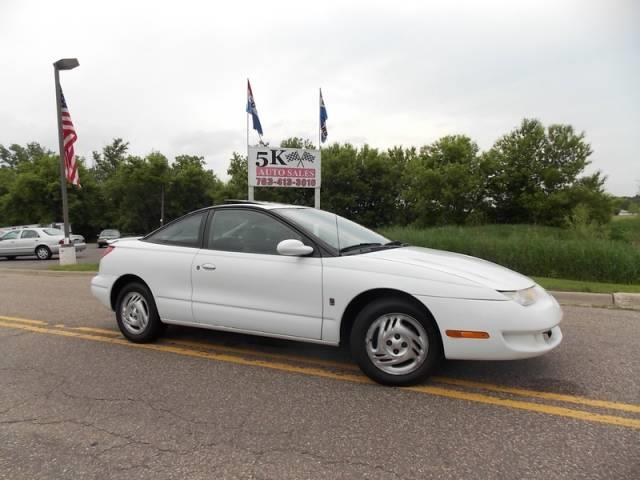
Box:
500;286;539;306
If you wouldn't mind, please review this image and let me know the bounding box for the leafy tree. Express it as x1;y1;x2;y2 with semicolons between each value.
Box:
0;143;52;168
404;136;487;226
166;155;223;219
92;138;129;182
484;119;612;225
321;144;400;227
222;152;249;200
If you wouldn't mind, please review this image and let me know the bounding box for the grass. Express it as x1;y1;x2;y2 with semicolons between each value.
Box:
609;215;640;244
381;223;640;284
48;263;99;272
532;277;640;294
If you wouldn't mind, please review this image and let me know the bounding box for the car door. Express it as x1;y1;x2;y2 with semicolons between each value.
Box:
141;211;207;324
191;208;323;340
18;229;41;255
0;230;21;256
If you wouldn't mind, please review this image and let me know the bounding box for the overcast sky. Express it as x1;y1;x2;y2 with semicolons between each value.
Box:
1;0;638;195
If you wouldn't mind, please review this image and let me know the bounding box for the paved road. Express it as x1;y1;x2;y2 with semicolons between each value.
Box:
0;243;103;269
0;272;638;479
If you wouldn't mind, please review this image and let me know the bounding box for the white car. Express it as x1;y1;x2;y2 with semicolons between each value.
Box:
91;202;562;386
0;227;87;260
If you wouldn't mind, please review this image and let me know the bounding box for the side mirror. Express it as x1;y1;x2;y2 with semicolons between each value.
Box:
277;239;313;256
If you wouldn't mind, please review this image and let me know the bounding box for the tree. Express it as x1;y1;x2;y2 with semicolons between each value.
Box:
0;143;51;168
166;155;223;219
321;144;400;227
92;138;129;182
404;136;487;226
484;119;612;225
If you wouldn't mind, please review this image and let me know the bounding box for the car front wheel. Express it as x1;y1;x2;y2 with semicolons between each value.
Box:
35;246;51;260
350;298;442;386
115;282;165;343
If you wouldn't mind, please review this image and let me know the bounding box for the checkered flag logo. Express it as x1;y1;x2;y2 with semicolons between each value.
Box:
286;150;316;167
285;151;301;166
301;152;315;164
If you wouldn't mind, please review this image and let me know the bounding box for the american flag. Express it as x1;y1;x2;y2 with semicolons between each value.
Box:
60;89;80;186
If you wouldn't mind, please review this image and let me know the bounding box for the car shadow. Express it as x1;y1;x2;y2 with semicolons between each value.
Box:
162;324;570;392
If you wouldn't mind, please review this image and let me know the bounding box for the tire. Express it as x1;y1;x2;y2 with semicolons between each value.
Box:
350;297;442;386
115;282;165;343
35;245;52;260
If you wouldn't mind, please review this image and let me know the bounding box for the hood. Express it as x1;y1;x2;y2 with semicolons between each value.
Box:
368;246;534;291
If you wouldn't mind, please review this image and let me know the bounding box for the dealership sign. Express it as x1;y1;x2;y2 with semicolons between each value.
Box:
248;147;321;188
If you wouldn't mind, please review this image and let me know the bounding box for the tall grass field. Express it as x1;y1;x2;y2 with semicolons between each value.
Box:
381;216;640;284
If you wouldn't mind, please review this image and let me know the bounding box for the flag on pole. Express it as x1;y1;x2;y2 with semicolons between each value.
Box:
60;89;80;186
246;80;263;136
320;88;328;143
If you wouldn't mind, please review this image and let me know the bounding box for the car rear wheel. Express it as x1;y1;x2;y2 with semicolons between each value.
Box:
115;282;165;343
350;298;442;386
35;246;51;260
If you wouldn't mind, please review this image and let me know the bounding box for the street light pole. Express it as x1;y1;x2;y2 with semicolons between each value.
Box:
53;58;79;245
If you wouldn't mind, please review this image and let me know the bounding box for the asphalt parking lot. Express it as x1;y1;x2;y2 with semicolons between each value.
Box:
0;244;103;269
0;271;638;479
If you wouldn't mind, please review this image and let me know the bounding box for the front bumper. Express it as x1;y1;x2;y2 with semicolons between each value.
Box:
416;288;563;360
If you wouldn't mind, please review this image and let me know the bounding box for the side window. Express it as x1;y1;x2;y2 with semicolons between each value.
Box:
207;209;304;255
2;231;20;240
145;212;205;247
21;230;39;239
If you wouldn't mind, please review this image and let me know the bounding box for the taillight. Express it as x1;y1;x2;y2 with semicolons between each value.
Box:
59;239;64;245
103;245;115;257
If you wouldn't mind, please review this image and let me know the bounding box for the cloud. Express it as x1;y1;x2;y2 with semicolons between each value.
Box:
0;0;638;194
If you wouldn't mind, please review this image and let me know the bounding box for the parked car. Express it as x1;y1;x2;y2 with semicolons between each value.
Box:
91;202;562;386
97;229;121;248
0;227;86;260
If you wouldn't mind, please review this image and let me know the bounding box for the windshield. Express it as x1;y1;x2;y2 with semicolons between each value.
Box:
43;229;62;236
101;230;120;236
275;208;389;253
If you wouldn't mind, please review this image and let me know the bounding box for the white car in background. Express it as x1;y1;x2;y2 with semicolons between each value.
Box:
91;202;563;386
0;227;86;260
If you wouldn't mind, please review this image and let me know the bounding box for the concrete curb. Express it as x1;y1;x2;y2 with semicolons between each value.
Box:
549;291;640;310
549;291;613;307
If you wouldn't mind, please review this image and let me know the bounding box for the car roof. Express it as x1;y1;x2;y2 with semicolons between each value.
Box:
214;201;308;211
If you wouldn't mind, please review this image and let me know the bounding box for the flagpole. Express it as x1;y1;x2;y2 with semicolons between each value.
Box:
247;79;254;201
314;88;321;209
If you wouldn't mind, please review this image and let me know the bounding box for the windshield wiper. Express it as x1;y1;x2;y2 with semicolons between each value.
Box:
384;240;409;247
339;243;382;254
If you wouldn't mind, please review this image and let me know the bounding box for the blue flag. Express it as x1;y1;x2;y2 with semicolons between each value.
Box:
320;88;328;143
246;80;263;136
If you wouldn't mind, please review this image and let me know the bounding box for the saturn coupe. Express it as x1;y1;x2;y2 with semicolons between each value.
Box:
90;201;563;386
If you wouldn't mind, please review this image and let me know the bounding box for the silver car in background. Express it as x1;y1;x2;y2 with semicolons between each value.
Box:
97;229;121;248
0;228;86;260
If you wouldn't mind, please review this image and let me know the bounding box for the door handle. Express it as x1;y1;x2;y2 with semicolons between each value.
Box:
201;263;216;271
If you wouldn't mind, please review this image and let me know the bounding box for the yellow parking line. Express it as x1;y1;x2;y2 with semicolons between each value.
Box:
70;326;121;337
0;318;638;430
2;314;640;417
432;377;640;414
158;337;640;415
0;315;47;326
